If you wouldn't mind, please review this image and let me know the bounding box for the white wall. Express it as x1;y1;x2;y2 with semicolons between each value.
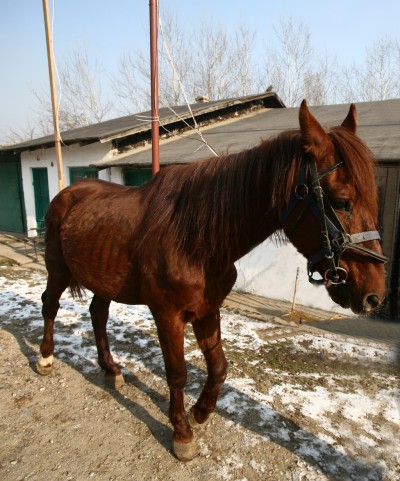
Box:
235;240;352;314
21;142;112;234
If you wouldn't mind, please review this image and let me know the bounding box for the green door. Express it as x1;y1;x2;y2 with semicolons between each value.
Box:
123;169;153;186
32;168;50;230
0;155;26;233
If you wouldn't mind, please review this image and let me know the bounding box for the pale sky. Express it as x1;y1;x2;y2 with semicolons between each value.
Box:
1;0;399;141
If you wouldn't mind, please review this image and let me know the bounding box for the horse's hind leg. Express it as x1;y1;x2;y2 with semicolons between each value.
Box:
89;295;125;389
37;273;70;375
189;309;227;427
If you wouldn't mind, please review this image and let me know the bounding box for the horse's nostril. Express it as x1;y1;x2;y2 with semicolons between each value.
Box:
365;294;380;311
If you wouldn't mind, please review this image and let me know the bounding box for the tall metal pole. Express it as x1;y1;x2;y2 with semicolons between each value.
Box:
42;0;64;191
149;0;160;175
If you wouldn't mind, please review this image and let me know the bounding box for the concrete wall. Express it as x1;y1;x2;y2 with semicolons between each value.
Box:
235;240;351;314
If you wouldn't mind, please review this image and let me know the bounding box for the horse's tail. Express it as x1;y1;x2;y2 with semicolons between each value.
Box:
69;277;86;301
44;187;86;302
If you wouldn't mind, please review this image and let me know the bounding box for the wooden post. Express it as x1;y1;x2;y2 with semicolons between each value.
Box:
42;0;64;191
291;267;300;314
149;0;160;175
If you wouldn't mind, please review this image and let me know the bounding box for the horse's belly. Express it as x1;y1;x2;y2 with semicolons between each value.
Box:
61;230;140;303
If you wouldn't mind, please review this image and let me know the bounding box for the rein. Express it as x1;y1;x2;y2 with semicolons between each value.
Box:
282;156;388;286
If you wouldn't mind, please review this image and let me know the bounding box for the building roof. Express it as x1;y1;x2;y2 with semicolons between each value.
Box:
92;98;400;169
0;92;284;154
2;94;398;165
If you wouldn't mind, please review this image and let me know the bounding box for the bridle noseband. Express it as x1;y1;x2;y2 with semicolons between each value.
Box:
282;156;388;286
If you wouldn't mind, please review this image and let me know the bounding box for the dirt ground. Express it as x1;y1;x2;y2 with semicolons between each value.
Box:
0;265;398;481
0;328;321;481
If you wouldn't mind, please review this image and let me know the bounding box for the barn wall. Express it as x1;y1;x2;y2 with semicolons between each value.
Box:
376;163;400;319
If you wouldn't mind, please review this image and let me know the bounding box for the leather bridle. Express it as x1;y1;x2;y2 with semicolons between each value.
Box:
282;156;388;286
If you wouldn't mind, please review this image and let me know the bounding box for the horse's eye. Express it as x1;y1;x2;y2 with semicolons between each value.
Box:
332;198;352;212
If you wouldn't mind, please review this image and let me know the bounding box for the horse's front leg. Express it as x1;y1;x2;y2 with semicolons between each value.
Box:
154;313;197;462
189;309;227;426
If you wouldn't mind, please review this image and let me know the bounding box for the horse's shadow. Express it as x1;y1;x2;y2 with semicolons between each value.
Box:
1;290;392;481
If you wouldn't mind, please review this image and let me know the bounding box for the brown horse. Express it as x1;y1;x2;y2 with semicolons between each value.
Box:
37;100;386;461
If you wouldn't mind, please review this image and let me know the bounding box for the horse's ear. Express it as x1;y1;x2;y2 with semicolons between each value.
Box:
299;99;329;157
341;103;357;134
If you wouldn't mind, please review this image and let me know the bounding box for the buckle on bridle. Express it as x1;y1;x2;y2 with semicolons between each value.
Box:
332;234;351;254
324;267;348;285
295;183;308;199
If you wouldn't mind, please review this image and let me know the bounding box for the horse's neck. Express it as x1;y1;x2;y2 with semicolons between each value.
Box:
223;142;289;264
158;136;297;271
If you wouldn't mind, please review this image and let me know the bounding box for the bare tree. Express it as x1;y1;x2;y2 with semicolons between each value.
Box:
338;63;358;104
158;12;195;106
192;22;236;100
113;13;259;112
303;55;339;105
338;36;400;103
230;24;260;97
114;12;195;114
32;45;114;134
263;18;313;107
113;51;150;114
1;122;38;145
359;36;400;101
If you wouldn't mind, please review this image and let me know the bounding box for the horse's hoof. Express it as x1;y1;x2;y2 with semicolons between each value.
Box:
172;438;198;462
187;409;213;429
187;409;201;429
36;354;54;376
104;373;125;390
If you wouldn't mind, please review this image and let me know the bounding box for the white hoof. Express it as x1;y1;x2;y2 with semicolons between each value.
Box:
187;410;213;429
36;354;54;376
187;410;201;429
172;438;198;462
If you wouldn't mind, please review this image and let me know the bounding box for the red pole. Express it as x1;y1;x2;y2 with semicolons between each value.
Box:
149;0;160;175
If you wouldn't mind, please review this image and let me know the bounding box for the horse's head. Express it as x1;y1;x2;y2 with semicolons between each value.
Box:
283;100;387;314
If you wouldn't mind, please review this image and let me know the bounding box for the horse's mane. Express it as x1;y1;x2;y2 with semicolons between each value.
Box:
142;131;303;269
141;126;377;269
328;128;378;218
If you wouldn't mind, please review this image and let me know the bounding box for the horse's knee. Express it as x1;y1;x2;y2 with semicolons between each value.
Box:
42;304;59;320
208;353;228;385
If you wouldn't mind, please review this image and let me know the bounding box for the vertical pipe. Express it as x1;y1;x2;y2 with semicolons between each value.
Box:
149;0;160;175
42;0;64;191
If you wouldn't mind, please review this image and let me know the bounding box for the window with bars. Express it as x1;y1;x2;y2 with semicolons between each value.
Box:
69;167;99;184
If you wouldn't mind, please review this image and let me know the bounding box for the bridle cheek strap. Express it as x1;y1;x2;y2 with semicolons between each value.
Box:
283;157;388;286
308;230;387;285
